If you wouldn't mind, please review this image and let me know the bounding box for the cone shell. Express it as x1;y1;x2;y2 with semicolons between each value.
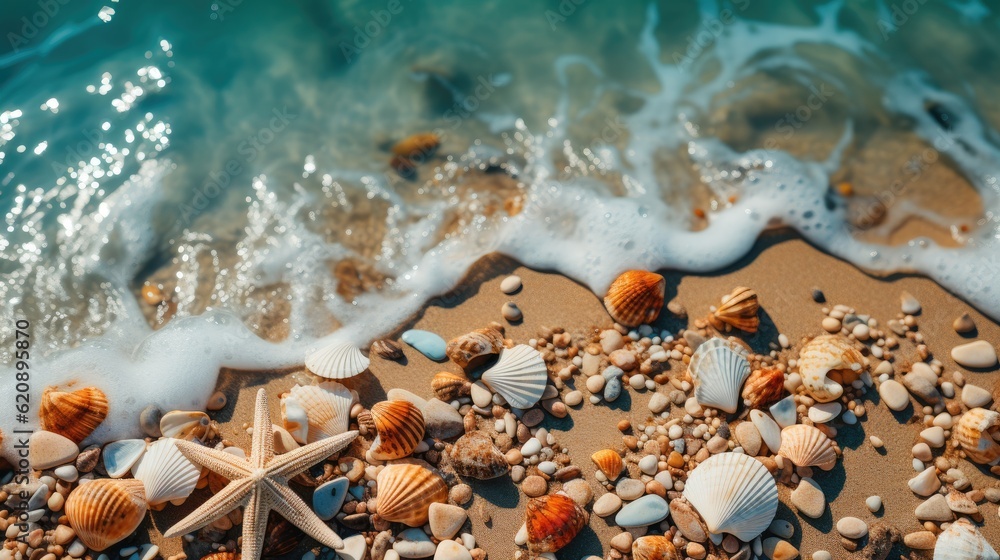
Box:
797;335;865;403
392;133;440;158
525;493;589;554
708;286;760;333
281;382;353;444
431;372;472;402
40;386;108;444
375;464;448;526
777;424;837;470
160;410;210;440
689;338;751;414
448;431;509;480
305;340;370;379
133;439;201;506
933;518;999;560
953;408;1000;465
481;345;548;409
446;328;505;370
682;452;778;542
741;367;785;409
369;400;425;460
65;478;148;551
591;449;623;480
632;536;682;560
603;270;665;327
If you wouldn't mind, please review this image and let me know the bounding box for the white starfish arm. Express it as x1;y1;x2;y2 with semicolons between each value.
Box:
251;388;275;468
268;431;358;479
163;478;254;538
174;440;252;480
240;483;272;560
267;481;344;550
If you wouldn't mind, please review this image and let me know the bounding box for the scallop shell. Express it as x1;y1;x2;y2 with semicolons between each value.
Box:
446;328;505;370
777;424;837;470
591;449;623;480
369;400;425;460
708;287;760;333
682;452;778;541
933;518;999;560
65;478;148;551
40;386;108;444
797;335;865;403
160;410;211;440
603;270;666;327
448;431;509;480
305;340;370;379
689;338;751;414
632;536;682;560
133;439;201;505
432;372;472;402
481;345;548;409
375;464;448;526
741;368;785;409
525;493;589;554
953;408;1000;465
281;382;353;444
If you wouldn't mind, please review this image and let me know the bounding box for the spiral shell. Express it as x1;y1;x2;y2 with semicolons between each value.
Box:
741;367;785;409
797;335;865;403
160;410;211;440
708;287;760;333
281;382;354;444
446;328;505;370
447;431;509;480
375;464;448;526
525;493;589;554
432;372;472;402
632;536;682;560
40;386;108;444
65;479;148;551
953;408;1000;465
603;270;665;327
682;453;778;541
369;400;425;461
591;449;623;480
777;424;837;470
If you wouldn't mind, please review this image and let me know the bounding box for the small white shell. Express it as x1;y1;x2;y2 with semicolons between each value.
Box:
682;452;778;542
481;345;548;409
281;382;354;444
797;335;864;403
689;338;751;414
305;340;370;379
159;411;210;440
133;439;201;506
933;518;999;560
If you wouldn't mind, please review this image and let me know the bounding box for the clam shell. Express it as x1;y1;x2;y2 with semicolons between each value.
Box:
446;328;505;370
448;432;509;480
689;338;751;414
708;287;760;333
591;449;623;480
432;372;472;402
525;493;589;554
953;408;1000;465
369;400;425;460
305;340;370;379
632;536;682;560
65;478;148;551
40;386;108;444
375;464;448;526
797;335;865;403
778;424;837;470
603;270;665;327
160;410;211;440
481;345;548;409
682;452;778;541
741;368;785;409
281;382;353;444
133;439;201;506
933;518;999;560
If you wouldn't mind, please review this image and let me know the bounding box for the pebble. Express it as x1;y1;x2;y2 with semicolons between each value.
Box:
902;371;941;404
593;493;623;517
865;495;882;512
586;375;605;393
911;443;932;462
900;291;921;314
961;383;993;408
768;396;797;429
638;455;658;476
522;475;547;497
449;484;472;506
648;392;669;413
340;534;368;560
808;402;842;424
53;526;75;546
54;465;78;482
609;532;633;553
400;330;448;361
919;426;945;447
908;467;941;496
428;503;468;540
66;541;86;558
821;317;841;333
28;431;80;470
951;340;998;368
313;477;349;521
564;390;583;407
734;422;762;456
953;313;975;334
206;391;227;411
139;405;163;438
470;382;492;408
869;436;884;449
768;519;794;539
609;349;637;371
914;494;954;521
434;541;471;560
562;479;593;506
791;477;826;518
500;275;522;294
604;376;623;402
878;380;909;411
393;528;436;558
903;531;936;549
686;542;707;560
520;438;542;457
812;552;832;560
761;538;798;560
615;494;670;527
983;487;1000;503
423;398;465;439
836;517;868;539
669;498;706;543
501;302;522;322
751;409;782;453
615;478;645;501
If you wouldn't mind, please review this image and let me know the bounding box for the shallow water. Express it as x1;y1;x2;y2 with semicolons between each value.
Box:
2;0;1000;445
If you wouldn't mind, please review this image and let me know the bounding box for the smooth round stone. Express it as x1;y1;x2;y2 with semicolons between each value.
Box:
501;302;522;322
648;392;669;413
735;422;762;456
865;495;882;512
500;275;522;294
28;431;80;470
27;485;49;510
953;313;975;334
762;537;798;560
836;517;868;539
821;317;841;333
903;531;936;550
878;380;909;411
401;330;448;361
429;503;468;541
53;465;78;483
520;438;542;457
604;377;623;402
961;384;993;408
908;467;941;497
615;478;645;501
66;541;87;558
914;494;953;521
900;292;921;314
768;519;794;539
423;399;465;440
562;479;593;506
812;551;833;560
586;375;605;393
750;410;782;453
470;382;492;408
912;443;932;462
791;477;826;519
564;390;583;407
919;426;945;448
393;528;436;558
537;461;557;475
614;494;669;527
593;493;623;517
339;534;368;560
808;402;842;424
951;340;998;368
434;540;471;560
522;475;547;497
638;455;658;476
313;477;349;521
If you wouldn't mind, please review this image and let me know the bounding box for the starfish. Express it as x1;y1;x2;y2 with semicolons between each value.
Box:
164;388;358;560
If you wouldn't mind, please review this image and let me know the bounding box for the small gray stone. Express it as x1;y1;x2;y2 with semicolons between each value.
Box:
614;494;669;527
393;528;437;558
615;478;645;501
422;398;465;439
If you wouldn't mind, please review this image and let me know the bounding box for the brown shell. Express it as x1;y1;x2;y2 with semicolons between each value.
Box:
40;386;109;443
603;271;665;327
432;372;472;402
708;286;760;333
446;328;505;370
448;431;509;480
953;408;1000;465
632;536;682;560
262;511;304;557
525;493;589;554
741;367;785;409
369;400;425;460
375;464;448;526
65;479;147;551
591;449;623;480
371;339;404;360
778;424;837;470
392;133;441;158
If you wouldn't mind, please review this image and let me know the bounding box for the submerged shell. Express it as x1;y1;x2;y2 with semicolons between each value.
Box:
591;449;623;480
133;439;201;505
40;386;108;444
797;335;865;403
305;340;370;379
65;478;148;551
741;368;785;409
953;408;1000;465
448;431;509;479
446;328;505;370
632;536;682;560
375;464;448;526
933;518;999;560
778;424;837;470
392;132;440;158
708;287;760;333
603;270;665;327
682;452;778;542
689;338;751;414
431;372;472;402
282;382;354;444
481;345;548;409
160;410;211;440
525;493;589;554
369;400;425;460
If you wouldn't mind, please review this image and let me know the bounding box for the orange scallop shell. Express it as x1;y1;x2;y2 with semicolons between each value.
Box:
40;386;108;444
603;271;665;327
525;493;589;554
65;479;147;551
632;536;682;560
431;372;472;402
369;400;425;460
375;464;448;526
708;286;760;333
445;328;505;370
741;367;785;409
778;424;837;470
591;449;623;480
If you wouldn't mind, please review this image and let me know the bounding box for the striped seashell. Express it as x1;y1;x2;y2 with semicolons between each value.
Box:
777;424;837;470
741;367;785;409
65;478;148;551
525;493;589;554
431;372;472;402
446;328;505;370
133;438;201;506
281;382;354;444
369;400;425;461
305;340;370;379
481;345;548;409
934;518;999;560
708;287;760;333
632;536;682;560
953;408;1000;465
40;386;108;444
682;452;778;542
797;335;865;403
370;339;404;360
375;464;448;526
448;431;509;480
603;270;665;327
689;338;751;414
591;449;623;480
160;410;211;440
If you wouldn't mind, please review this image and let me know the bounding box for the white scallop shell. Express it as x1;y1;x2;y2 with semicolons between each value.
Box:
133;439;201;506
281;382;354;444
305;340;370;379
481;345;548;409
682;452;778;542
933;518;999;560
689;338;751;414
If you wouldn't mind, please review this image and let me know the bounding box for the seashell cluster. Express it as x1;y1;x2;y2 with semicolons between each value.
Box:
280;382;353;444
682;452;778;541
481;344;548;409
591;449;623;480
40;386;108;443
432;372;472;402
65;478;148;551
797;335;865;403
305;340;370;379
632;535;682;560
707;286;760;333
953;408;1000;465
446;327;505;370
778;424;837;470
741;367;785;409
603;270;666;327
368;400;425;460
375;464;448;526
133;438;201;506
159;410;211;440
933;518;999;560
447;431;509;479
524;493;589;554
689;338;751;414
